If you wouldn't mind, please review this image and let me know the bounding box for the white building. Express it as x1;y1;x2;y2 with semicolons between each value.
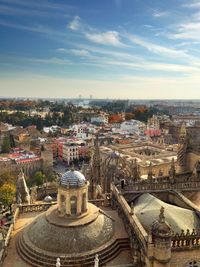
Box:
120;120;145;134
91;115;108;125
62;143;79;165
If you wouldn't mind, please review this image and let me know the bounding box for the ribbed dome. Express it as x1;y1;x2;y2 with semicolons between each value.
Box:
60;170;86;188
151;220;171;237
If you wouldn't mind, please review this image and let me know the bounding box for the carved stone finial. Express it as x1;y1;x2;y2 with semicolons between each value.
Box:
180;229;185;236
186;229;190;236
192;229;196;235
56;258;60;267
159;206;165;223
94;254;99;267
130;202;134;215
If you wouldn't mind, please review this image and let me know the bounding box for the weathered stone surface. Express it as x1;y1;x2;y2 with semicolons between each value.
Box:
25;204;114;254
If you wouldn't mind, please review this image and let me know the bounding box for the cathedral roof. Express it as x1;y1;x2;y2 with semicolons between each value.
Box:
133;193;200;234
60;170;86;188
19;204;114;255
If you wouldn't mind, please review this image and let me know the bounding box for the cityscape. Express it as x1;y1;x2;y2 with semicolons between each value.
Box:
1;1;200;267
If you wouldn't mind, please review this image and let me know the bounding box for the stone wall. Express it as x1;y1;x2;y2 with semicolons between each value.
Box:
186;152;200;171
171;250;200;267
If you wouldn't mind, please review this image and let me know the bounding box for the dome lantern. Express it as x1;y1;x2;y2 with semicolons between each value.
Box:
58;169;89;216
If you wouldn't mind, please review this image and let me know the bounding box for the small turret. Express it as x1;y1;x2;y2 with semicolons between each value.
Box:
151;207;172;267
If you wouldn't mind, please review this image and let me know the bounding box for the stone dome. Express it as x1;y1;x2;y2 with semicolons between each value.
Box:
151;220;171;237
60;170;86;188
16;204;119;267
23;205;114;254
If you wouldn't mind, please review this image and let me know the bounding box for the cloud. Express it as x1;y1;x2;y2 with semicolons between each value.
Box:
126;34;189;58
0;19;63;37
183;1;200;8
75;43;141;61
85;31;124;47
70;49;89;57
102;60;200;74
0;4;63;17
0;0;73;11
1;55;71;65
68;16;81;31
152;10;169;18
27;57;71;65
168;22;200;41
56;48;90;57
168;1;200;41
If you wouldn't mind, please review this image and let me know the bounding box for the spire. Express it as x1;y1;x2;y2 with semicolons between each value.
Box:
132;158;140;181
90;132;101;198
179;122;187;139
16;169;30;204
177;122;188;172
147;162;153;180
159;206;165;223
169;158;176;178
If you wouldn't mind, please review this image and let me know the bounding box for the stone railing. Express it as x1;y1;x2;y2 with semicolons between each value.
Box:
123;179;200;193
171;229;200;250
19;203;56;213
0;207;19;267
111;183;148;252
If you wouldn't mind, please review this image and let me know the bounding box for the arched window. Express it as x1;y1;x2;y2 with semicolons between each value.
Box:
81;193;87;213
70;196;77;215
187;261;200;267
60;195;66;214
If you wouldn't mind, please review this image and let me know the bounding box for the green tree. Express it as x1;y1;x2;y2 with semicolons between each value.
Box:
33;171;46;186
47;172;57;183
0;183;16;206
1;136;11;153
0;172;16;187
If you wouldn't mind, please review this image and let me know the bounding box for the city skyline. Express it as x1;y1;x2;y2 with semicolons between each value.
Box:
1;0;200;99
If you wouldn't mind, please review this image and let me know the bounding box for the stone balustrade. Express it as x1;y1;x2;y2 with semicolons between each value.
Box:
19;203;56;213
124;179;200;193
171;229;200;250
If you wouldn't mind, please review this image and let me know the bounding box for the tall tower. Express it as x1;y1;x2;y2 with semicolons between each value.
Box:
151;207;172;267
90;134;101;199
177;123;187;172
41;144;53;174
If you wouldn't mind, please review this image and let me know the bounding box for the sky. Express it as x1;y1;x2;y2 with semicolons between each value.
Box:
1;0;200;99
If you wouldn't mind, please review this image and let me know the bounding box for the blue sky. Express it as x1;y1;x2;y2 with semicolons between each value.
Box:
0;0;200;99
